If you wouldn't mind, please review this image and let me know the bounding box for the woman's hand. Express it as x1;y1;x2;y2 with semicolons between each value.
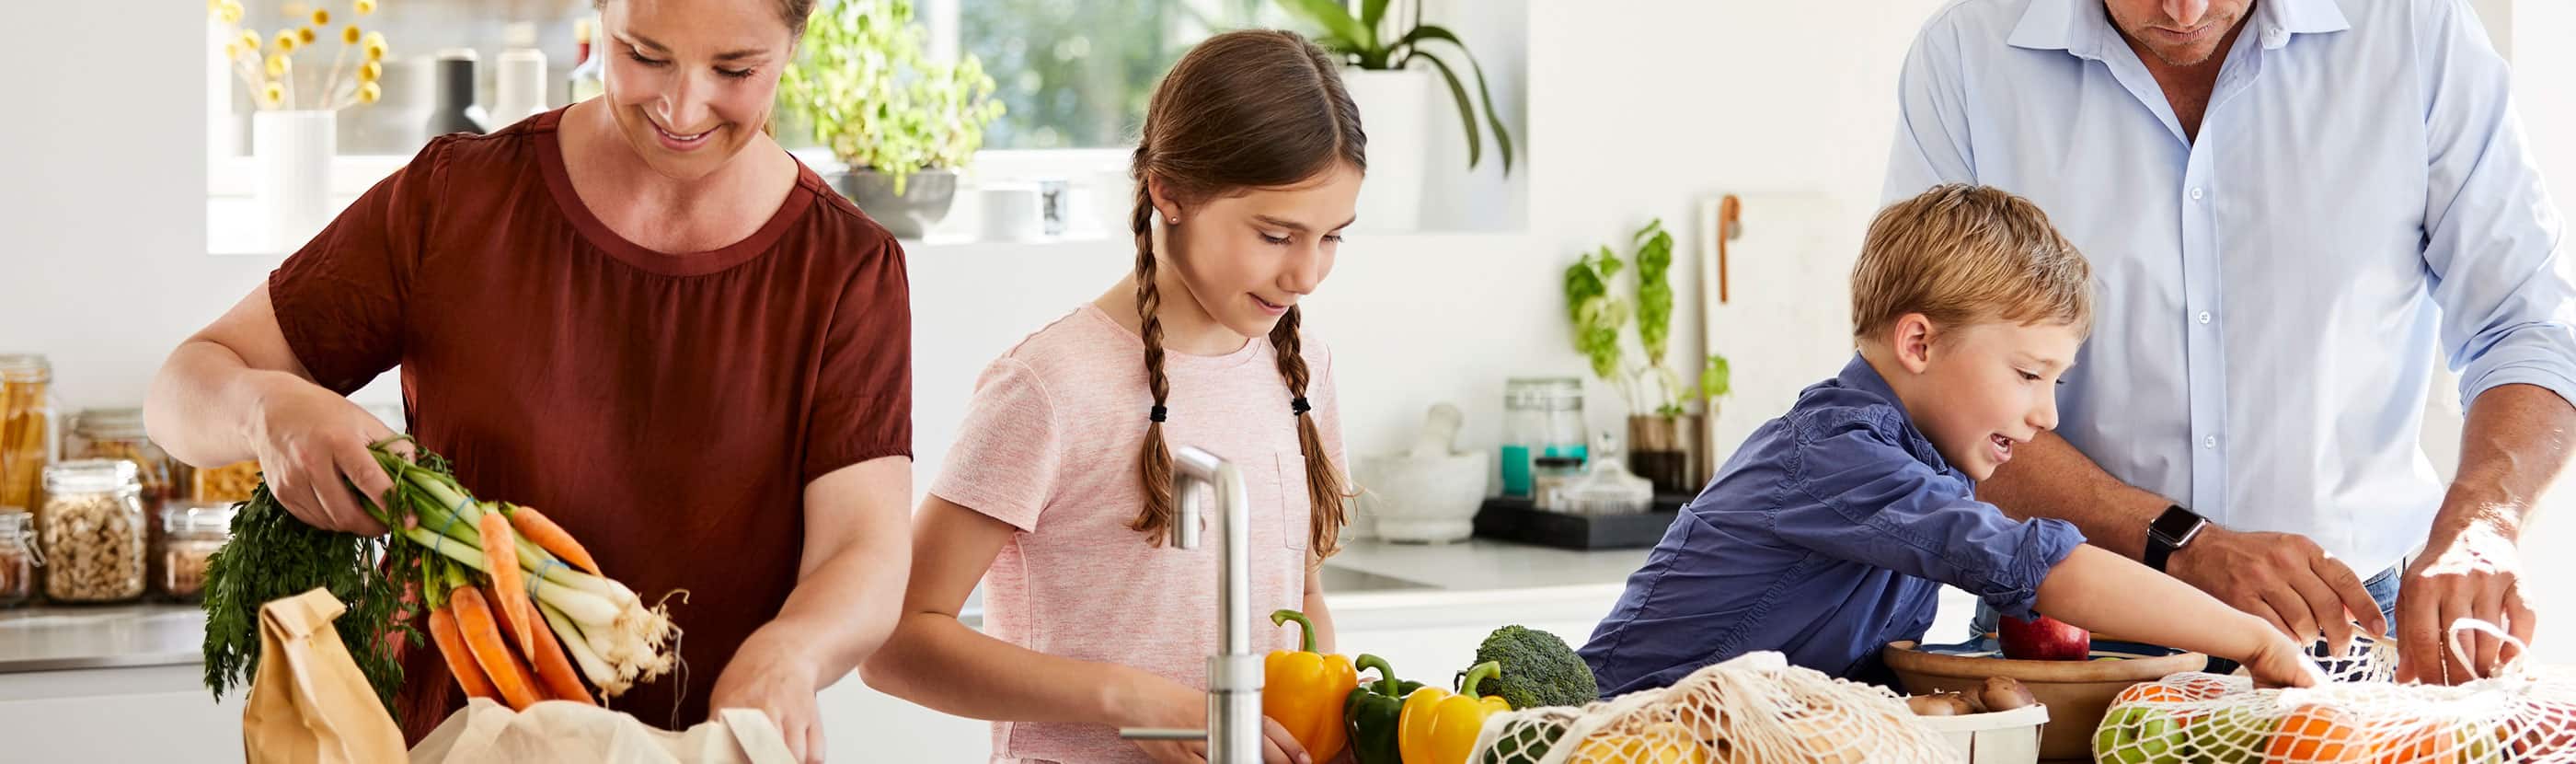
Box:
1123;673;1313;764
247;376;398;534
710;629;827;763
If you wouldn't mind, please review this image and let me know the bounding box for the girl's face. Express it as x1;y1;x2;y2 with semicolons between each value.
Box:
1156;162;1363;339
597;0;792;180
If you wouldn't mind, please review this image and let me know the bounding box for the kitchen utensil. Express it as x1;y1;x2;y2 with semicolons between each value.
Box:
1353;404;1489;544
428;49;489;136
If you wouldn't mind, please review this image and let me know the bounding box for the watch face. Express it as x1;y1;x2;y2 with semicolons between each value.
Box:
2152;507;2202;544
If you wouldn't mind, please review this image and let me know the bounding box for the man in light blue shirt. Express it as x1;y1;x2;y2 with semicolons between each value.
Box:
1884;0;2576;683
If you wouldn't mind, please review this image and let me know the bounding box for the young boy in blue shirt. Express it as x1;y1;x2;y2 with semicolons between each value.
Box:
1579;185;2323;696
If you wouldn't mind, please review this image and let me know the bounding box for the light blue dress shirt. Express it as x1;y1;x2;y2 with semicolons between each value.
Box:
1882;0;2576;574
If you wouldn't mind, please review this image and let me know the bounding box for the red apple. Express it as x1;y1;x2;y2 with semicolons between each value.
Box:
1999;614;2092;660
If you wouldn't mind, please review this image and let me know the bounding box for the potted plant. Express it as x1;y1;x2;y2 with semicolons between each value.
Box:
1277;0;1512;232
1563;218;1731;494
778;0;1005;239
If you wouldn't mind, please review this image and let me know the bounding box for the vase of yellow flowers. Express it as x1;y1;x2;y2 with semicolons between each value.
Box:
208;0;390;249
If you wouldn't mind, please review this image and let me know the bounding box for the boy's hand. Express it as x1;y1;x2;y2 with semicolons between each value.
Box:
2238;628;2329;689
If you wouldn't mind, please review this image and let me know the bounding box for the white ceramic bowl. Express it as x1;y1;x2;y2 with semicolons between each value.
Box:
1352;451;1489;543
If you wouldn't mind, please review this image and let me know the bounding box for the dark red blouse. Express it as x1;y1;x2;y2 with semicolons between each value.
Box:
268;108;911;738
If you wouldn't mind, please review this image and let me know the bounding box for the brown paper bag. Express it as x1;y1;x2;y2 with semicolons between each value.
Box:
408;698;798;764
241;587;408;764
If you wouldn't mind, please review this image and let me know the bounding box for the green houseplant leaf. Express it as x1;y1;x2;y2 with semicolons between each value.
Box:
1279;0;1374;52
1397;25;1515;175
1273;0;1514;173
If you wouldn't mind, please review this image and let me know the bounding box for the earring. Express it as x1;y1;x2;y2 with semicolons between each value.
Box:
1167;215;1179;225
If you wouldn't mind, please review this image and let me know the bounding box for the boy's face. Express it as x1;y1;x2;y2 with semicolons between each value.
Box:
1887;318;2084;480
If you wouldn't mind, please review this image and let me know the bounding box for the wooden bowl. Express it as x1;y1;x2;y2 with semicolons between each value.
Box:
1884;640;2206;760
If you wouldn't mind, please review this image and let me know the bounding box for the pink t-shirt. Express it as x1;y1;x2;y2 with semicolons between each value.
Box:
932;304;1346;764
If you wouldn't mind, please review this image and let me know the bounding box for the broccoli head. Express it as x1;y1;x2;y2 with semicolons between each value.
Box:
1466;625;1598;709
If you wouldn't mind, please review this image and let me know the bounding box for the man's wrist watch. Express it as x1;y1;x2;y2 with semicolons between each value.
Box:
2145;504;2208;573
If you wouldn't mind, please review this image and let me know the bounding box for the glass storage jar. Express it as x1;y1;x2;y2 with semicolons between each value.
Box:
0;508;35;608
158;502;234;601
1501;377;1589;497
37;459;147;603
0;354;56;514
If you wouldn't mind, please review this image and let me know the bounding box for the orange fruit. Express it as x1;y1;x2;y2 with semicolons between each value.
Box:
2265;706;2367;763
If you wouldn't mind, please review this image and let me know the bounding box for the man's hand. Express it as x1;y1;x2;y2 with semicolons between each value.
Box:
2169;524;2387;654
2397;514;2536;684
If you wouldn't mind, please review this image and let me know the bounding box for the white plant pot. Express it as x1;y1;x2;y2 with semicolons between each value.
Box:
1339;68;1431;233
254;110;336;251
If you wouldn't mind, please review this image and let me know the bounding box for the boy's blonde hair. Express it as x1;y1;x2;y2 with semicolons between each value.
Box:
1851;184;2093;342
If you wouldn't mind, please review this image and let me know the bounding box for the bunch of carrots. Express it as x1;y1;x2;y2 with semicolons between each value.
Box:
201;437;679;719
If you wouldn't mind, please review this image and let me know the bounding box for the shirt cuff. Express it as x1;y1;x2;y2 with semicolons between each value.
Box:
1974;517;2085;620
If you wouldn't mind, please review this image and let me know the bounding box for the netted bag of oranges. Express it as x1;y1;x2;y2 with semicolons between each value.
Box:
2094;626;2576;763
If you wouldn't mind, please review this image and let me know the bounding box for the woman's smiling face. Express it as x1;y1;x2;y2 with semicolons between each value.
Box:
597;0;794;181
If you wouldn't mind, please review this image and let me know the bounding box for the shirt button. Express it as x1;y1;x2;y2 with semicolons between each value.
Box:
2197;310;2213;324
2190;187;2206;201
2203;435;2218;449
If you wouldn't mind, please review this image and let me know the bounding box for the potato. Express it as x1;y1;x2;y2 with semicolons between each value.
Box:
1907;693;1976;716
1979;677;2038;712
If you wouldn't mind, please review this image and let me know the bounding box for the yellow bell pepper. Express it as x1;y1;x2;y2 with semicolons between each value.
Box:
1262;609;1357;761
1569;723;1709;764
1398;660;1509;764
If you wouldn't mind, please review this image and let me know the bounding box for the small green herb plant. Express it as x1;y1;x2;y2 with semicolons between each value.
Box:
1562;217;1731;416
778;0;1006;194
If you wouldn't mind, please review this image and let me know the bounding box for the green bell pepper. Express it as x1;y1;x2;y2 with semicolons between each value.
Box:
1345;654;1421;764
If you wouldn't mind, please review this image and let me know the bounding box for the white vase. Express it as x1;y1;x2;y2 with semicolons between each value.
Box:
254;110;336;251
1339;68;1432;233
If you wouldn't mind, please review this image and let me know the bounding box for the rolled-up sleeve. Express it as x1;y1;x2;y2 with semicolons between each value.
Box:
1771;411;2085;619
2416;0;2576;410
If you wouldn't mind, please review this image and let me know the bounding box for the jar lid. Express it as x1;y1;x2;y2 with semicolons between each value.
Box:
0;353;47;383
1504;377;1586;409
43;458;141;493
163;503;238;535
74;408;149;440
0;508;26;535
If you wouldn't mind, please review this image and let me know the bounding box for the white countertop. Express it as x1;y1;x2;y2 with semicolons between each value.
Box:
0;537;1650;675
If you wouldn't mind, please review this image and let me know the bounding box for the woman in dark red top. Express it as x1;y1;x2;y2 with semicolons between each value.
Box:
143;1;905;760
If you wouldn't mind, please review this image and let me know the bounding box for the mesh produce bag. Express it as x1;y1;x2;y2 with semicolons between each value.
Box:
1470;651;1955;764
2094;623;2576;763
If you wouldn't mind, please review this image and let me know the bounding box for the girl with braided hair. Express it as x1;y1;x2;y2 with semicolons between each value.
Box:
862;29;1365;764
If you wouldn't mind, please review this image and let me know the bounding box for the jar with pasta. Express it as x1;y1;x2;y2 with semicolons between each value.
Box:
37;459;146;603
193;460;262;504
0;508;34;608
66;408;180;504
0;355;55;514
157;502;233;601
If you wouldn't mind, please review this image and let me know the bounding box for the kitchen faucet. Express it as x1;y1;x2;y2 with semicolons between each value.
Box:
1116;446;1264;763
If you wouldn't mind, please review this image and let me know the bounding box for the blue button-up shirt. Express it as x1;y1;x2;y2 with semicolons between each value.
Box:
1883;0;2576;574
1579;356;2087;696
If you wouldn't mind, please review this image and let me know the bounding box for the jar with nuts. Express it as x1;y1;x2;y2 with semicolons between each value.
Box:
37;459;146;603
0;508;35;608
158;502;234;601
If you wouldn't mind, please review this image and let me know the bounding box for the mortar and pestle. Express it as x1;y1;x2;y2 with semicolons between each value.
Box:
1352;403;1490;544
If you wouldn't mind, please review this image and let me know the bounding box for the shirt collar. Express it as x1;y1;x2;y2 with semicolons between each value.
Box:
2009;0;2350;57
1832;353;1957;475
